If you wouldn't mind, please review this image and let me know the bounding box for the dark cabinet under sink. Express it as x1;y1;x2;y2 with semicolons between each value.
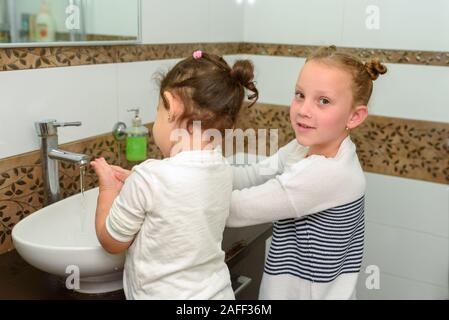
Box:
223;224;272;300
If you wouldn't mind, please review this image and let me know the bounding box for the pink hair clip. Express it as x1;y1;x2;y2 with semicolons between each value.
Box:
193;50;202;59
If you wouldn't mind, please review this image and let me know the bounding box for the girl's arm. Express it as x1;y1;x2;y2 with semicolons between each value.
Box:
227;156;365;227
103;168;152;250
227;177;296;227
95;189;133;254
92;159;150;254
91;158;133;254
231;139;298;190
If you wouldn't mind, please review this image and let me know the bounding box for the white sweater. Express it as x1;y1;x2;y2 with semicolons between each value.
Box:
106;148;234;300
227;135;366;300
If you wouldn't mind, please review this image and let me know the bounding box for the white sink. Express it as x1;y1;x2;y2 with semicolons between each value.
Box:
12;187;125;294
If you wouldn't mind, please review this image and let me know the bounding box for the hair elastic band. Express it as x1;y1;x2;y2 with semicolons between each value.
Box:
193;50;202;59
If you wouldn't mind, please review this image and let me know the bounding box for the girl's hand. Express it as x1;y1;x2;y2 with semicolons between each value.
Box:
110;165;132;183
90;158;124;192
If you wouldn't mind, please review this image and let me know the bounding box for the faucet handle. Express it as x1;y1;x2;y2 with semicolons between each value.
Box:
54;121;82;128
35;120;82;137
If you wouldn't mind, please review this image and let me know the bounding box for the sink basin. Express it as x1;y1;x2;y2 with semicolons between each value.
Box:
12;187;125;294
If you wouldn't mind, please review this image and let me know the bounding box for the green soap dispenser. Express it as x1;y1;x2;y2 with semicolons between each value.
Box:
126;108;148;162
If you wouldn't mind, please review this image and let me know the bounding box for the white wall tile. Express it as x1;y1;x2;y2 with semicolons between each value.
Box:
363;222;448;288
241;55;304;106
365;173;449;238
0;64;118;159
342;0;449;51
223;54;245;65
367;63;449;123
356;271;448;300
209;0;244;42
141;0;210;44
141;0;243;44
117;59;180;126
244;0;344;45
242;0;449;51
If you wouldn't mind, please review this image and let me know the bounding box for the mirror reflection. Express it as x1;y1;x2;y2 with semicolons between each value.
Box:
0;0;140;46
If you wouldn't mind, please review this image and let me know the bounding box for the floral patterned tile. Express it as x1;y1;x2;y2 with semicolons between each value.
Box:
0;154;42;254
0;46;117;71
351;115;449;184
241;43;449;67
0;43;242;72
115;43;241;63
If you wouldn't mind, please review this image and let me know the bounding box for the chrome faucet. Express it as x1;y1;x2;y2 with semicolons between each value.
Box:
35;120;90;205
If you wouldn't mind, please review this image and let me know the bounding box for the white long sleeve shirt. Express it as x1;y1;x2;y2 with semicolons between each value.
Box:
227;135;366;300
106;148;234;300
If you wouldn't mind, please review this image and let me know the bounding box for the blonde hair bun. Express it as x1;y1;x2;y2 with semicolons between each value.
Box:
364;59;388;81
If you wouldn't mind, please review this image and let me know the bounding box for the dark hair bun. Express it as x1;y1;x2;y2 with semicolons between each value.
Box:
231;60;254;85
365;59;388;81
230;60;258;102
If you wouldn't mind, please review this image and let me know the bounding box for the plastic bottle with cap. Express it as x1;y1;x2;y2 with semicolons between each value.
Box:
35;0;56;42
126;108;148;162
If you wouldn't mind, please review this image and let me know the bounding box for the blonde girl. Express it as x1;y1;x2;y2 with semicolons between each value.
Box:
227;45;387;300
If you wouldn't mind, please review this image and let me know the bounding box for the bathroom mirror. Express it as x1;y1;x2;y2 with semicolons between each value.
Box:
0;0;141;47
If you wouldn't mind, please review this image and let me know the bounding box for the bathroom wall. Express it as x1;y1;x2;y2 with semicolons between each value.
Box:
141;0;244;44
243;0;449;299
0;0;448;300
243;0;449;51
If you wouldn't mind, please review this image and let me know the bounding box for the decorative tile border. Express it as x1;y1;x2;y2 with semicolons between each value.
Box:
240;43;449;67
0;46;117;71
1;42;449;72
115;43;241;64
352;115;449;183
0;43;241;72
1;103;448;254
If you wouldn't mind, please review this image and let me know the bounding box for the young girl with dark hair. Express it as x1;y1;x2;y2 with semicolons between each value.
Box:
91;51;258;300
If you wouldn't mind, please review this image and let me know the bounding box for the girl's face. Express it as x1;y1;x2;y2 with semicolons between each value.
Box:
290;60;357;157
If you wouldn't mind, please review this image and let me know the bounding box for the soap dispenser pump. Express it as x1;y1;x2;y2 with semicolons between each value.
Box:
126;108;148;162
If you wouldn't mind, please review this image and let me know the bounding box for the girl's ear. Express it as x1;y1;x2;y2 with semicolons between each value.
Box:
163;91;184;121
346;105;368;130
